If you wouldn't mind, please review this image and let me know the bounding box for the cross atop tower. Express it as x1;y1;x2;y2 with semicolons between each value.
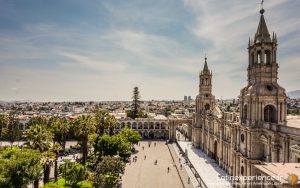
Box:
260;0;265;14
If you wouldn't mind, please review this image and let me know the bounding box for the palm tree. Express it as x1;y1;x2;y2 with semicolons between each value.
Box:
51;143;62;182
27;115;47;128
23;124;54;187
23;124;53;152
50;116;70;150
106;114;117;136
94;110;109;136
73;115;96;165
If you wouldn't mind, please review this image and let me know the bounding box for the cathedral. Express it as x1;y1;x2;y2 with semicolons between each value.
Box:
191;6;300;188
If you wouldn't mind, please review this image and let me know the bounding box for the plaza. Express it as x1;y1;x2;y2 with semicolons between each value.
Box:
121;141;191;188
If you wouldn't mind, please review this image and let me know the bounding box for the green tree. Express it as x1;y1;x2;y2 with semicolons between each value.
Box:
42;182;64;188
93;156;125;188
50;116;70;150
2;113;21;146
94;109;109;136
27;115;48;128
59;161;86;187
119;128;142;146
0;114;9;142
73;115;96;165
131;86;141;119
51;144;62;182
0;147;42;188
94;134;131;162
23;124;54;186
94;110;117;136
106;114;117;136
23;124;53;152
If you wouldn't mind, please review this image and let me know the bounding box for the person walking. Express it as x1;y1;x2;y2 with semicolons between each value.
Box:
144;155;146;160
167;167;170;173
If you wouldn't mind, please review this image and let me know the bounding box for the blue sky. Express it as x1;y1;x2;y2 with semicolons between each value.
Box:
0;0;299;101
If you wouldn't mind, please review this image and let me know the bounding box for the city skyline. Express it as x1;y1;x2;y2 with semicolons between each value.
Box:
0;0;299;101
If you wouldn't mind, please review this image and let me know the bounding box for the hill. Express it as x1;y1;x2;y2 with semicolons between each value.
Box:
288;90;300;99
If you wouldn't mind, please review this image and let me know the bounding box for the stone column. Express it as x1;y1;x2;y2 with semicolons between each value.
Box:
248;132;251;158
237;128;240;151
245;130;248;157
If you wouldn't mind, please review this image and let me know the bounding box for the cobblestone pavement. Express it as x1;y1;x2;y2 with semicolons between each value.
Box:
121;140;186;188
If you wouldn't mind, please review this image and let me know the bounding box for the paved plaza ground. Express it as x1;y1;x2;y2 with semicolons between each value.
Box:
121;141;186;188
177;140;232;188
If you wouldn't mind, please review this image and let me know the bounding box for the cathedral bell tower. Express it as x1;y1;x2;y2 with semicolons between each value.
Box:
240;7;287;126
196;56;215;115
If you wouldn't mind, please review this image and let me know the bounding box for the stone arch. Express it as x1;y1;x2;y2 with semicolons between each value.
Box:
161;122;166;129
132;122;137;129
205;103;210;111
138;122;143;129
265;50;271;65
264;105;276;123
126;122;131;128
257;50;262;64
155;122;160;129
149;122;154;129
144;122;148;129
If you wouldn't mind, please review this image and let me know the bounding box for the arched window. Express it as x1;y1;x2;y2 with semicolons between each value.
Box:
265;50;271;65
264;105;276;123
241;166;244;176
240;134;245;142
204;104;210;111
257;51;261;64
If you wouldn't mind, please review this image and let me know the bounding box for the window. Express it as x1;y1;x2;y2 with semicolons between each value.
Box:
257;51;261;64
265;50;271;65
264;105;276;123
241;134;245;142
204;104;210;111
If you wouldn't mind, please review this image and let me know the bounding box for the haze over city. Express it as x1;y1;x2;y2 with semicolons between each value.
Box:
0;0;299;101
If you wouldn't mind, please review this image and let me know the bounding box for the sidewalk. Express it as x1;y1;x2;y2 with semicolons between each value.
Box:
167;143;195;188
177;141;232;188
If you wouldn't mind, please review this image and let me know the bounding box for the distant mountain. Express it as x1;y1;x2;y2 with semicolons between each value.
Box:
288;90;300;99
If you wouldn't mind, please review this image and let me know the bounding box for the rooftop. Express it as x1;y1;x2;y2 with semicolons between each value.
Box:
254;163;300;185
287;115;300;128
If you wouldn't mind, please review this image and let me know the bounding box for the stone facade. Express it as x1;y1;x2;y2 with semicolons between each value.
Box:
191;8;300;187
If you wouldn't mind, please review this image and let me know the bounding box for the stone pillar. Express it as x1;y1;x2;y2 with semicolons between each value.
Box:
267;136;272;162
261;49;265;63
248;132;251;158
237;128;240;151
245;130;248;157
